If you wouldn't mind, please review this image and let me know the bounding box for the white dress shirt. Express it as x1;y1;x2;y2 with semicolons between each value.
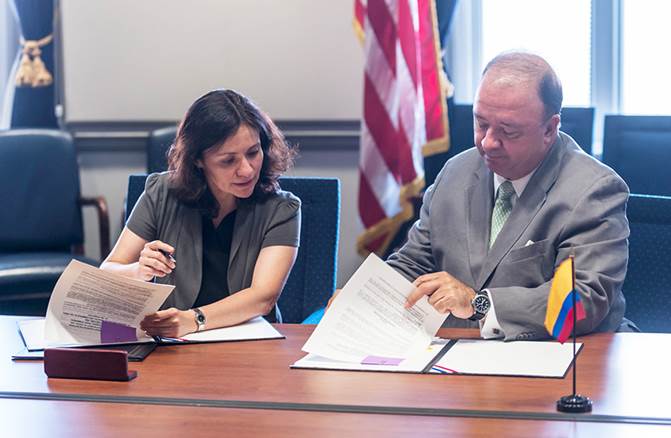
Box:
480;170;536;339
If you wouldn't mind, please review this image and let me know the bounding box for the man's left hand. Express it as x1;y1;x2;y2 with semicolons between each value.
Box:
405;271;477;319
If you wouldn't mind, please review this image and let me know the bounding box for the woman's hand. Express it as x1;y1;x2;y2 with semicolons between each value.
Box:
140;308;197;338
137;240;176;281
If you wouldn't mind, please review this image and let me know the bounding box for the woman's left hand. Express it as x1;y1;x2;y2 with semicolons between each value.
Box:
140;308;197;338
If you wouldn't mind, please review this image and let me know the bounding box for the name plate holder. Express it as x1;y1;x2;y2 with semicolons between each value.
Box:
44;348;138;381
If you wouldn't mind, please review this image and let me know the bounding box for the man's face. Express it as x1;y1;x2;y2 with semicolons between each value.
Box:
473;74;559;180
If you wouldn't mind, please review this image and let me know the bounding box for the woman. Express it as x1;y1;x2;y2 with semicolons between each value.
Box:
101;89;300;337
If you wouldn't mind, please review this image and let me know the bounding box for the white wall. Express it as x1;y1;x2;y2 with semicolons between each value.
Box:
60;0;364;122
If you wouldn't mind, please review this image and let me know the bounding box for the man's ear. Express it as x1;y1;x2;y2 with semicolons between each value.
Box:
544;114;561;143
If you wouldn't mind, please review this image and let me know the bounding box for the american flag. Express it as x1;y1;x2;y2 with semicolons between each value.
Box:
355;0;449;256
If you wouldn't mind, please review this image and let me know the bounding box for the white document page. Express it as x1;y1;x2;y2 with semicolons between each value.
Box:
293;339;448;372
179;316;283;342
17;319;50;351
43;260;174;346
20;316;281;351
302;254;447;362
18;318;155;351
432;339;582;378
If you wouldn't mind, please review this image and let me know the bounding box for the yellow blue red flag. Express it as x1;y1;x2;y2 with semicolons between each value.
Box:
544;257;586;343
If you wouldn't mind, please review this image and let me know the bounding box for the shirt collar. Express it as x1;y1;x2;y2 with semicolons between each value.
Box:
492;168;537;199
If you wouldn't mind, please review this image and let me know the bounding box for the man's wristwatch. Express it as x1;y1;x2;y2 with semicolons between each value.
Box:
468;291;491;321
193;308;206;332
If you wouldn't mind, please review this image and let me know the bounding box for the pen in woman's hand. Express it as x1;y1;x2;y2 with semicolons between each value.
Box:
159;249;176;264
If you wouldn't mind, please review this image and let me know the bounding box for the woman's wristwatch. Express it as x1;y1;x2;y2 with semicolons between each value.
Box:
193;308;206;332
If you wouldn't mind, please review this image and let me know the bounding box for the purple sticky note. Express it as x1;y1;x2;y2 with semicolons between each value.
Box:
100;321;138;343
361;355;403;366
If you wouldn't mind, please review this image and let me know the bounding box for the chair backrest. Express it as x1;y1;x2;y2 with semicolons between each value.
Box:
276;177;340;322
147;126;177;173
623;194;671;332
125;174;340;323
126;174;148;222
424;104;473;187
0;129;83;252
603;115;671;196
560;107;595;155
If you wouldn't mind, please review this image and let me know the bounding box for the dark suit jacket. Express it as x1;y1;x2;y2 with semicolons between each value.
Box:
387;132;629;340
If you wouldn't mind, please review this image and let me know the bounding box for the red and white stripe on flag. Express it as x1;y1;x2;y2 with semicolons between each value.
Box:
355;0;449;256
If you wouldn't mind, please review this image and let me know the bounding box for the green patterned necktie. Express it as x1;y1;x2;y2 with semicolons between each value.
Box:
489;180;516;248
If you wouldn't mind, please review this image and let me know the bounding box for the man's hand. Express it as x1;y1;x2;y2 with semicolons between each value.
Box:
405;271;477;319
140;308;197;337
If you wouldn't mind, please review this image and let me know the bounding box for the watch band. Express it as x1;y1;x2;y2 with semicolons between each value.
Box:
193;307;206;332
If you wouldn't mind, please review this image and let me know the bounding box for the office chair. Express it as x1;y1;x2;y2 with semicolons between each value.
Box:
603;115;671;196
0;129;110;315
559;107;595;155
622;194;671;333
424;104;474;188
147;126;177;173
125;174;340;324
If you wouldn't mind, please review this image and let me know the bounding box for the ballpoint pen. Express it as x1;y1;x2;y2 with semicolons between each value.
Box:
159;249;176;264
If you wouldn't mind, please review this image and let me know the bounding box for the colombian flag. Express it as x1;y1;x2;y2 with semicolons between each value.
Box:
544;257;586;343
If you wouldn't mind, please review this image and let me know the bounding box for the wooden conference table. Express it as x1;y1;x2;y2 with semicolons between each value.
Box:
1;316;670;436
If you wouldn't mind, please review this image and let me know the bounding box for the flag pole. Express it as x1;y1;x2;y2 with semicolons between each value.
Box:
556;254;592;413
571;254;577;396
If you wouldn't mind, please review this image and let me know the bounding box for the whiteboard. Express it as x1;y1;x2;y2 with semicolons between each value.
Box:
60;0;364;122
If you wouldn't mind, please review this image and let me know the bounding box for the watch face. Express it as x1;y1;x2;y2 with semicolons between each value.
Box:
194;309;206;325
473;294;491;314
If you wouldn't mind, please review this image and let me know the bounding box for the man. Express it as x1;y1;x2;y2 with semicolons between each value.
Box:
389;51;632;341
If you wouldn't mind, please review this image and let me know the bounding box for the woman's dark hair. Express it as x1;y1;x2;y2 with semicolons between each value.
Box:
167;89;296;216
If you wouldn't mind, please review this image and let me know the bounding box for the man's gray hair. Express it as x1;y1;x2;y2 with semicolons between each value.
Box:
482;51;563;119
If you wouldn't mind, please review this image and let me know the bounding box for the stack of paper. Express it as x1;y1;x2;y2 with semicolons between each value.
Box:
297;254;447;372
292;254;582;378
16;260;283;355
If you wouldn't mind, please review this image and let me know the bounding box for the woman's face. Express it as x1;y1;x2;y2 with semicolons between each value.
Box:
197;124;264;200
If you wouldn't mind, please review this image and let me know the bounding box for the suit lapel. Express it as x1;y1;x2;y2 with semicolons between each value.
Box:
178;204;202;308
475;137;565;289
466;164;494;285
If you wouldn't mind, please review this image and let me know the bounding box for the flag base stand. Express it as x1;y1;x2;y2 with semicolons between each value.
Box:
556;394;592;413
